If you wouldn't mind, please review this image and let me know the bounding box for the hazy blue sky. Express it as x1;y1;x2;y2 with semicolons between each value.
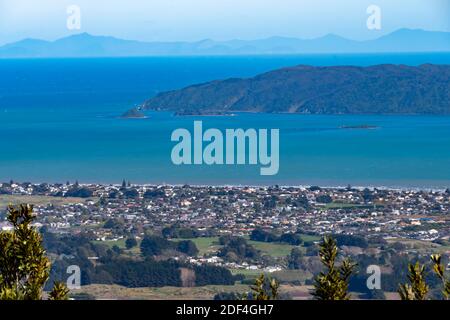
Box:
0;0;449;45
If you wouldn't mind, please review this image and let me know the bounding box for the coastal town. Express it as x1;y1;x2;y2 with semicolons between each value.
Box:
1;181;448;244
0;180;449;299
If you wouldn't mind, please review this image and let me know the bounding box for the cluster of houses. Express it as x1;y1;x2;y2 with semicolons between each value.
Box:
1;181;449;246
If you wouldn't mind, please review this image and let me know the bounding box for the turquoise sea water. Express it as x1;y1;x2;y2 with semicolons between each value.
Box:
1;54;450;188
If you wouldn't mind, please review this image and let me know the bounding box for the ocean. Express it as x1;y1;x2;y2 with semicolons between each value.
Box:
1;53;450;188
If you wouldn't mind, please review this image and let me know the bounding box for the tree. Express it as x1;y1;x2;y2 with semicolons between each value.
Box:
112;245;122;255
103;219;116;229
177;240;199;256
316;194;332;204
398;262;429;300
217;236;260;262
430;254;449;300
65;186;93;198
287;248;304;270
362;188;374;203
334;234;368;248
125;237;138;249
140;235;171;257
48;281;69;300
250;228;277;242
397;254;450;300
312;236;356;300
279;233;302;245
247;274;279;300
123;188;139;199
0;204;68;300
144;189;165;199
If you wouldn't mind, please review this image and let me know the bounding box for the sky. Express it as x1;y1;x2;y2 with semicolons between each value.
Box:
0;0;449;45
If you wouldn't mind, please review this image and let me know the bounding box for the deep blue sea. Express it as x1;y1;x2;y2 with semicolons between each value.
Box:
1;53;450;188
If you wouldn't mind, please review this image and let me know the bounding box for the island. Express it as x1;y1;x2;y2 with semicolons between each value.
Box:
135;64;450;116
339;125;379;130
120;107;147;119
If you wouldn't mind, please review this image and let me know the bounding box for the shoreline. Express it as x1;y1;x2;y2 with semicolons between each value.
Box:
4;180;449;192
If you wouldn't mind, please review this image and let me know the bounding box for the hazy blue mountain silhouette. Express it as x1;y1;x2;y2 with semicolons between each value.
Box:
0;29;449;58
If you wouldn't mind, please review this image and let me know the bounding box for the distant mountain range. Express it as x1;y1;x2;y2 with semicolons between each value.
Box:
0;29;449;58
141;64;450;115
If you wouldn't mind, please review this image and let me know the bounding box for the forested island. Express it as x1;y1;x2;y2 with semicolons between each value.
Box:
140;64;450;115
120;108;147;119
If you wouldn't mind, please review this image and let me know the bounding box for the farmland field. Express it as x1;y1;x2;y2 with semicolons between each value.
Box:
179;234;320;258
71;283;315;300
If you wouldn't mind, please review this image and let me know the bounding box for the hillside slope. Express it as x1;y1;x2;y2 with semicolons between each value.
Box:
141;64;450;115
